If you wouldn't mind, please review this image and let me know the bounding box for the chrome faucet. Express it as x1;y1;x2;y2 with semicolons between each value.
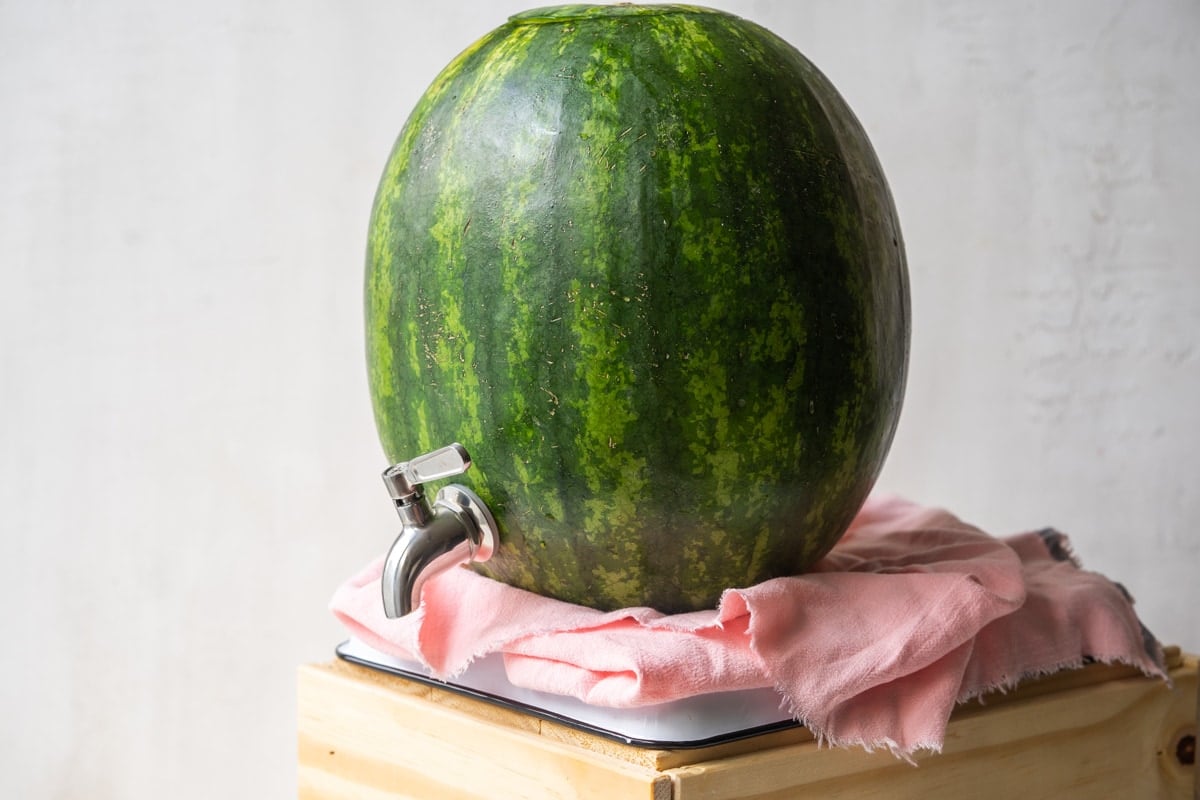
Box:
379;443;498;618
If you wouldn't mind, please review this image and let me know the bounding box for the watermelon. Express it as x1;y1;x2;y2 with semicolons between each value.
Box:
365;4;910;612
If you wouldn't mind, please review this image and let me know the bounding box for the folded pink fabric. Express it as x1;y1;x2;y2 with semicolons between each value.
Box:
331;494;1166;755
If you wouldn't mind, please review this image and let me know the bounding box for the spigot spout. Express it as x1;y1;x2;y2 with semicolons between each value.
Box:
378;444;498;618
382;512;474;617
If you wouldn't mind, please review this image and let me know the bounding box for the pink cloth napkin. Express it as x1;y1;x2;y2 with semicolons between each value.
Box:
331;494;1166;755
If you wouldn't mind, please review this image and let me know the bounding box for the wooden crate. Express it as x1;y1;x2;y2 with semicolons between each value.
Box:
298;648;1198;799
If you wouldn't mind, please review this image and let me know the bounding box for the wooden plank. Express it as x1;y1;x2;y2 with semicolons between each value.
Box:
667;654;1198;799
298;652;1197;799
298;662;671;800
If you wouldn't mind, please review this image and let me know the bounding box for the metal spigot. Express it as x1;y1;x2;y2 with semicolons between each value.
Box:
379;443;498;618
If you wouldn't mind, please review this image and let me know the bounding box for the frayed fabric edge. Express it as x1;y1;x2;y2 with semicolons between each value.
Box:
769;680;945;765
777;648;1172;764
957;651;1172;707
1035;528;1082;567
812;730;944;766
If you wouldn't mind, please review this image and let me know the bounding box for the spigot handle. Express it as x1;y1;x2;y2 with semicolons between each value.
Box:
382;443;472;502
403;442;472;484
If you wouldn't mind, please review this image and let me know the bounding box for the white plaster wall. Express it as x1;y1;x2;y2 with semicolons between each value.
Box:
1;1;1196;796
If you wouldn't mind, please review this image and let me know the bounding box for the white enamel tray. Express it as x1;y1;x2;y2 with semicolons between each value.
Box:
336;637;798;748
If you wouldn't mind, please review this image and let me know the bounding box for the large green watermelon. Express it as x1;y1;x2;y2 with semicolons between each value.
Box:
366;4;909;613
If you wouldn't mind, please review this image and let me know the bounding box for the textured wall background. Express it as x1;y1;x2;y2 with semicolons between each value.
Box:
1;1;1196;797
